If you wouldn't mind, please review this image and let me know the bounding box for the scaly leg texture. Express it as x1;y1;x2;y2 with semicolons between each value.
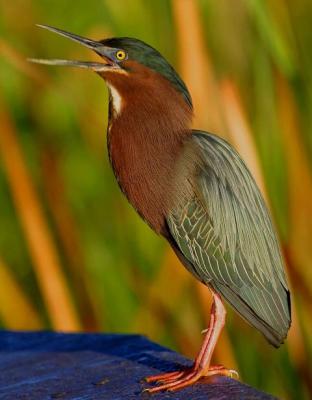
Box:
145;292;238;393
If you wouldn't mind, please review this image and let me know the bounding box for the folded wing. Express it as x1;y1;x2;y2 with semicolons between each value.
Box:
167;131;291;346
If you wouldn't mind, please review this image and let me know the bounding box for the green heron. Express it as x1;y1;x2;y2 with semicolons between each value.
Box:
30;25;291;393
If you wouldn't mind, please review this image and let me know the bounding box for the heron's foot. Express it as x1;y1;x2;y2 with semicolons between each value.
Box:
144;364;238;393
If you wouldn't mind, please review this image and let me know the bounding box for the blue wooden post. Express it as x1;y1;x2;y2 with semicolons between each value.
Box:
0;331;276;399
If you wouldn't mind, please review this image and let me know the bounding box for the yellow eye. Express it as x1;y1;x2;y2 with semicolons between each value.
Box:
116;50;126;61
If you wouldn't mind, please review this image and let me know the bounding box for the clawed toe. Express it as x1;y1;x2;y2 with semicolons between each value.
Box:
144;364;238;393
205;364;239;379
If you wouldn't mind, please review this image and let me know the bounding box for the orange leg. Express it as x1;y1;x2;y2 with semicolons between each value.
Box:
144;292;238;393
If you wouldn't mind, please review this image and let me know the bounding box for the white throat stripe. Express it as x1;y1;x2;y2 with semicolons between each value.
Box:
108;84;122;115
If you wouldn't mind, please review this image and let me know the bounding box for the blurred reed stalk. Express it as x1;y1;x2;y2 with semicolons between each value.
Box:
40;146;98;330
132;248;190;340
219;80;267;199
0;38;48;86
0;97;81;331
172;0;226;133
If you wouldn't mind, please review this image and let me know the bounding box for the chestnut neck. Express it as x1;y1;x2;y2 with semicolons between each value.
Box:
102;63;193;233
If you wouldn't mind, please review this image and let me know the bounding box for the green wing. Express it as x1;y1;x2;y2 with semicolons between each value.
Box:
167;131;291;347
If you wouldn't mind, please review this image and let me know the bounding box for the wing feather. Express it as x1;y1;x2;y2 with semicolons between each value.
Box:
167;131;291;346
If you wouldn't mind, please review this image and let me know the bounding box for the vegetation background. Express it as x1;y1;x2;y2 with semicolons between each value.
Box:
0;0;311;398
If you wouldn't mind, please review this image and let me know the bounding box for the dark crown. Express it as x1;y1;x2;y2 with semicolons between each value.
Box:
102;37;192;108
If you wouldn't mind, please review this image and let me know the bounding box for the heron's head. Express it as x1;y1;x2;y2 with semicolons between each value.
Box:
29;25;192;109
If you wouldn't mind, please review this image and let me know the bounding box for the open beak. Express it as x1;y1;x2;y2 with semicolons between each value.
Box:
28;24;120;71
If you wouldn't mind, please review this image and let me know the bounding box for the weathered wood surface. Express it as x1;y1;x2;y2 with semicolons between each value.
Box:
0;331;277;399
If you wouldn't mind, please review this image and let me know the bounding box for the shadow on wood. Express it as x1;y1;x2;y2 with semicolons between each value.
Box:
0;331;276;399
